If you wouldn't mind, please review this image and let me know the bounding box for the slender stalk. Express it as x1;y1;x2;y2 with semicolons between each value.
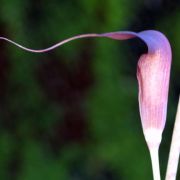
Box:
165;96;180;180
150;147;161;180
144;129;162;180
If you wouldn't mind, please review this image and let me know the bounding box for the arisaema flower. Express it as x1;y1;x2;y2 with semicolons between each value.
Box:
0;30;172;180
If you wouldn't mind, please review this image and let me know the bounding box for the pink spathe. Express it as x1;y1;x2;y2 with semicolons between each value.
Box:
0;30;172;140
137;31;171;133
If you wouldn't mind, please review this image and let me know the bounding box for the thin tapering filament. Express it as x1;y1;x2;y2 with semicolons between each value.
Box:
0;34;101;53
0;31;136;53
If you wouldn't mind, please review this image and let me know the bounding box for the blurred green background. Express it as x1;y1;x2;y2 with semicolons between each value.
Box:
0;0;179;179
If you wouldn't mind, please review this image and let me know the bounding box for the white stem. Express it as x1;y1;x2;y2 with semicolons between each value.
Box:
165;96;180;180
144;129;162;180
150;147;161;180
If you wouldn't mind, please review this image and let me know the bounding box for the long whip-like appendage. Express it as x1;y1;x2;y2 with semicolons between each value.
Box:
0;34;101;53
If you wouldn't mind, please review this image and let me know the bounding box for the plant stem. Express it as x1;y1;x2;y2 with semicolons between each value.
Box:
165;96;180;180
144;129;162;180
149;147;161;180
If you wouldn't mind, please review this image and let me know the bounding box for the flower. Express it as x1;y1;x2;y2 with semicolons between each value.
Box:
0;30;172;180
136;31;171;147
1;30;172;145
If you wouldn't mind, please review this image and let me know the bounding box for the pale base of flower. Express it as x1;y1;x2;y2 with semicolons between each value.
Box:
144;128;162;180
144;128;162;148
